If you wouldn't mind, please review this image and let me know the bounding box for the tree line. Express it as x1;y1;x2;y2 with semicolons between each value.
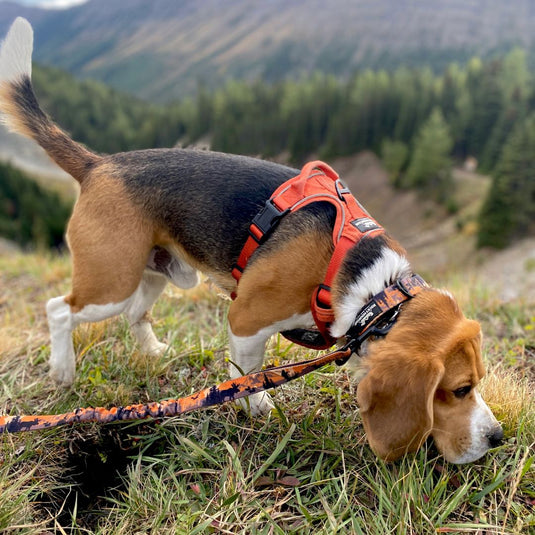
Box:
0;162;70;249
5;51;535;249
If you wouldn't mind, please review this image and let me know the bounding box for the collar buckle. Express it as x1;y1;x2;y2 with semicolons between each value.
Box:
340;274;428;361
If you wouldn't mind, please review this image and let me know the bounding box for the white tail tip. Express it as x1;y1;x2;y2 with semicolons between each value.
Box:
0;17;34;84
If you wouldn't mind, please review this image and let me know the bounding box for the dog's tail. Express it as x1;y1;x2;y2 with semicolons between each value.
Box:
0;17;100;184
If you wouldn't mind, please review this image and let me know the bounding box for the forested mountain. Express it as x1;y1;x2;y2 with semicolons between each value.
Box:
2;0;535;102
1;1;533;249
0;47;530;250
0;161;70;249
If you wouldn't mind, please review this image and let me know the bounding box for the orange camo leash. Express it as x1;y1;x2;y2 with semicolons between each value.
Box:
0;346;353;434
0;275;427;434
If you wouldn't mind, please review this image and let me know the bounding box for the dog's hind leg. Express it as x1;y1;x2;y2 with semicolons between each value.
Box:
124;272;169;357
47;183;156;385
46;295;78;386
124;247;201;356
47;293;138;386
49;266;177;385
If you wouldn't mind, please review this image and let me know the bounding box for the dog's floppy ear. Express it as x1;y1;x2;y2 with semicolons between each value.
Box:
357;358;444;461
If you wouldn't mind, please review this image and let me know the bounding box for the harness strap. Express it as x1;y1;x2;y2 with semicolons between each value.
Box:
232;161;385;348
0;345;352;434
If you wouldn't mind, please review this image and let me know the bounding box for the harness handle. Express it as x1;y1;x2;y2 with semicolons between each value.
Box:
0;346;352;434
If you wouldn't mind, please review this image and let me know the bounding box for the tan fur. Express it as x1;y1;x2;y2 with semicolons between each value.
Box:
36;123;100;183
432;325;485;459
229;231;333;336
357;291;486;461
0;82;32;137
65;170;155;311
65;162;236;312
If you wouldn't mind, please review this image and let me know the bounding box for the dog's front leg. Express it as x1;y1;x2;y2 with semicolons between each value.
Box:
228;326;275;415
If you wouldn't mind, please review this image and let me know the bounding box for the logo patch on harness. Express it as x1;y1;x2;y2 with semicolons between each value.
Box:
350;217;382;234
353;301;381;329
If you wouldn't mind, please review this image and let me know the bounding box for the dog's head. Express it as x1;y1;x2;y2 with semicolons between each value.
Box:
356;289;503;463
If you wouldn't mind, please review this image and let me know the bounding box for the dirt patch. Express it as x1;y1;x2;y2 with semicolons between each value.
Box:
34;425;152;530
0;237;19;255
330;152;445;244
474;238;535;302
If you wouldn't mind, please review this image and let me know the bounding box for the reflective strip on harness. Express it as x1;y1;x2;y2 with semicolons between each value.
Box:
231;161;385;349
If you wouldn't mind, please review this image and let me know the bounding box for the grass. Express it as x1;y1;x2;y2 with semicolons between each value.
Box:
0;252;533;534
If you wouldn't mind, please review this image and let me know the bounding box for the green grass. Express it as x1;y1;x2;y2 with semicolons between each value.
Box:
0;253;534;534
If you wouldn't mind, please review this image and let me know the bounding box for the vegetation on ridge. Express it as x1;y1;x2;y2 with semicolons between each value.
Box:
26;50;533;249
2;48;535;249
0;161;71;249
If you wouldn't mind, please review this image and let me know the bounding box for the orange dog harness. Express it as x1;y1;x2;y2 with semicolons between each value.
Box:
232;161;386;348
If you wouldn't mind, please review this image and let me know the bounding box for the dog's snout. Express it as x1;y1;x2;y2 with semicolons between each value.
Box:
486;426;504;448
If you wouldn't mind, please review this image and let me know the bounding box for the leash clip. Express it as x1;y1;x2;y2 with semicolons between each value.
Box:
340;304;403;364
334;346;353;366
335;331;368;365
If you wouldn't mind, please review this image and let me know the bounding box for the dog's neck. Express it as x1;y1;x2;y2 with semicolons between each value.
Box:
329;240;412;338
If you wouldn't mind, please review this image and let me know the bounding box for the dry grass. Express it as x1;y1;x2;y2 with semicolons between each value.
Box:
0;251;533;534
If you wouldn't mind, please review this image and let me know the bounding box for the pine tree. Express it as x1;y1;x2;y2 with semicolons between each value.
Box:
381;139;408;186
405;108;453;203
0;162;71;249
464;60;504;158
478;114;535;248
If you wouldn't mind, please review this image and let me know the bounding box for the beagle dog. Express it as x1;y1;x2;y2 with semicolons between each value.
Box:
0;18;503;463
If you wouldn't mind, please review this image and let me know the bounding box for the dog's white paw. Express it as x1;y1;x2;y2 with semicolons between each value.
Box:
49;362;75;386
144;341;175;357
131;321;174;357
237;391;275;416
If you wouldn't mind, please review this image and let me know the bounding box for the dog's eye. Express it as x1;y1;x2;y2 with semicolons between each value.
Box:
453;385;472;398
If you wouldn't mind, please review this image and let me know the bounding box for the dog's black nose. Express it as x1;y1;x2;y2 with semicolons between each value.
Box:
486;427;504;448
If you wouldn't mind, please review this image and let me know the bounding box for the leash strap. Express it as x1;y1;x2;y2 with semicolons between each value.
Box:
0;346;352;434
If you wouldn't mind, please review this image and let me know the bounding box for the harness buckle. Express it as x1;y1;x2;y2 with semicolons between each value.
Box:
250;200;289;244
335;179;351;201
315;283;332;310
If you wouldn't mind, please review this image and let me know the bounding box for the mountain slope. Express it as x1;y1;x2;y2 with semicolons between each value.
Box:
2;0;535;102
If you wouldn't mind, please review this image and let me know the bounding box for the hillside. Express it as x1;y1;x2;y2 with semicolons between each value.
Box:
335;153;535;303
0;124;69;182
2;0;535;101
